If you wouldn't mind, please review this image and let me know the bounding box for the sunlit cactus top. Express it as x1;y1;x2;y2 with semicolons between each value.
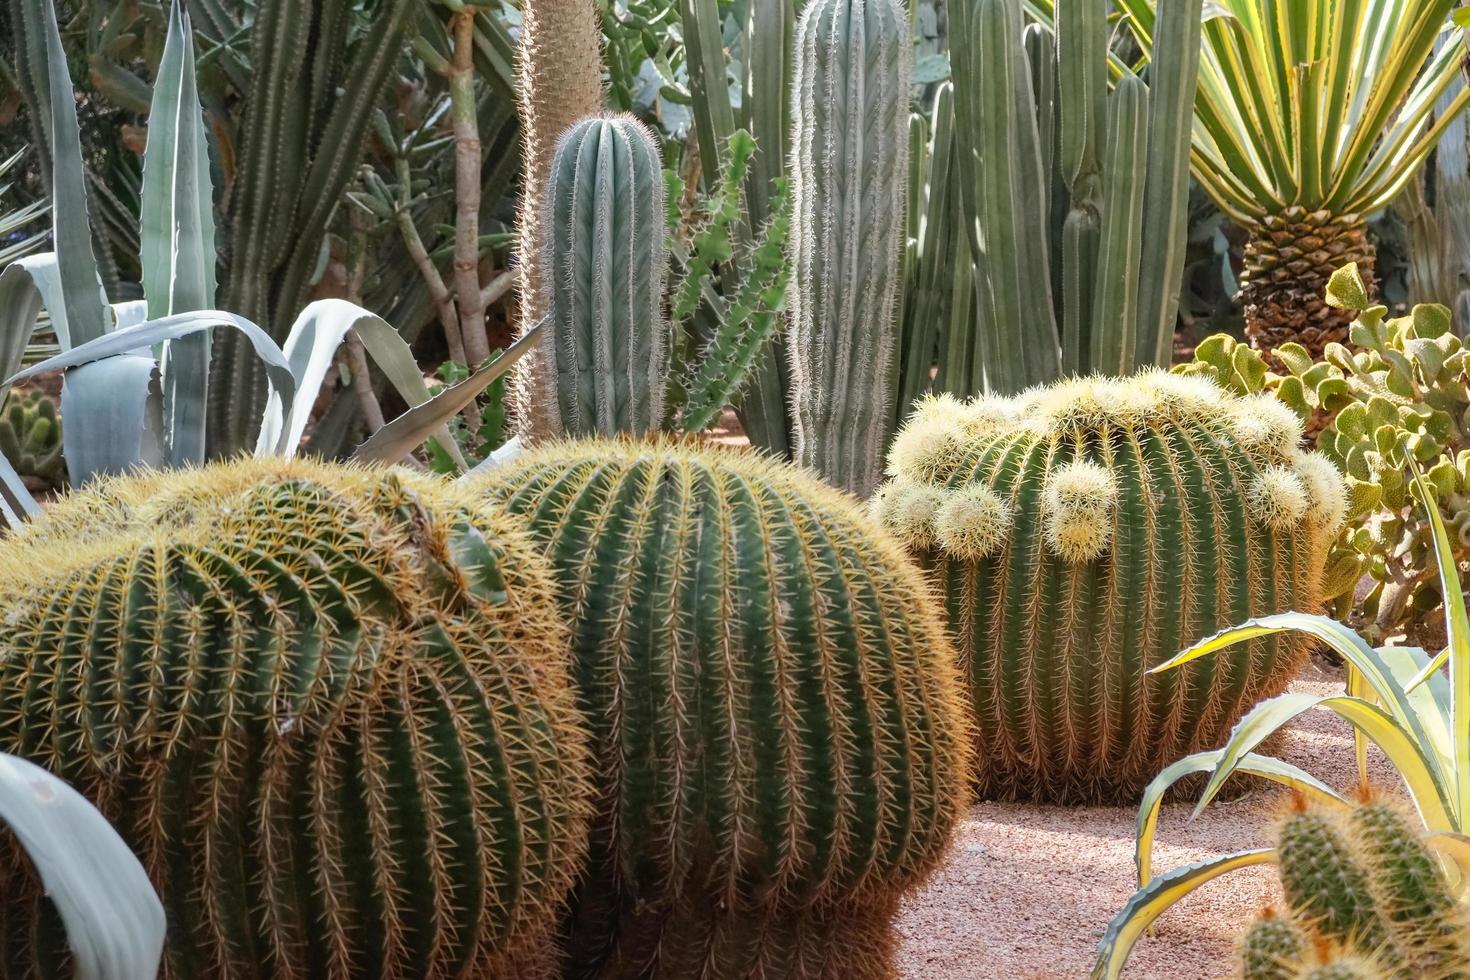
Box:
876;370;1347;564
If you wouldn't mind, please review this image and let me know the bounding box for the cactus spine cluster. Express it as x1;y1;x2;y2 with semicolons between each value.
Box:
789;0;911;497
875;371;1344;802
1238;795;1470;980
473;439;971;979
0;391;64;490
0;458;590;978
515;0;606;442
543;115;669;437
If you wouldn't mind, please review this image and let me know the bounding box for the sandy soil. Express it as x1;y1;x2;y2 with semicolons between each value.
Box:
895;661;1402;979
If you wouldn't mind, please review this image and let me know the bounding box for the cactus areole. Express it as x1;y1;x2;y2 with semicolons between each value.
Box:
875;371;1345;802
474;438;971;980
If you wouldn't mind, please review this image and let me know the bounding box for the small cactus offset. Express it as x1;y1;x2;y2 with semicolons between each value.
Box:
1238;795;1470;980
874;372;1344;802
472;439;971;979
542;115;669;437
789;0;911;497
0;458;590;978
0;391;64;490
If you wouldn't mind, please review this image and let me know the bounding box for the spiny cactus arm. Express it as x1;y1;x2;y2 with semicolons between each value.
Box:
1133;0;1203;367
1239;911;1306;980
1089;74;1148;375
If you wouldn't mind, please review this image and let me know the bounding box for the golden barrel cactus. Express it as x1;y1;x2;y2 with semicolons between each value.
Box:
874;371;1346;802
472;439;971;980
0;458;590;978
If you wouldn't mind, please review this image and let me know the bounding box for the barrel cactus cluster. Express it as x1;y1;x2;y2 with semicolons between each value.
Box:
874;370;1346;802
473;438;971;979
1238;795;1470;979
0;458;590;978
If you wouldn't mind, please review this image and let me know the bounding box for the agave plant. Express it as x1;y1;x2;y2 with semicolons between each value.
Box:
1091;456;1470;979
0;148;46;268
1109;0;1470;360
0;0;530;522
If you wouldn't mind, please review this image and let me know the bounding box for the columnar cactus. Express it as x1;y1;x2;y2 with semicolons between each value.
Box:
1238;795;1470;979
515;0;605;442
543;115;669;437
874;371;1345;802
0;458;590;978
472;439;971;979
789;0;911;497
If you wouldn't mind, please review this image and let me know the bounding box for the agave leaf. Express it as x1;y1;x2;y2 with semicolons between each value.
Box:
255;299;447;458
11;311;297;459
0;259;52;403
142;0;218;467
1090;849;1276;980
352;320;542;465
0;752;163;980
60;357;162;487
1425;831;1470;897
1133;750;1345;889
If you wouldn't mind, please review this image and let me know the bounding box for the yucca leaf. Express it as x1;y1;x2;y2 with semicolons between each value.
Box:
1090;849;1276;980
142;0;218;468
0;752;163;980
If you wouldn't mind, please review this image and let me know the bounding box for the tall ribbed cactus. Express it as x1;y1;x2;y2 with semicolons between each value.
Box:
1238;795;1470;979
789;0;911;497
472;439;970;980
0;458;590;978
945;0;1202;392
874;372;1344;802
515;0;605;442
542;115;669;436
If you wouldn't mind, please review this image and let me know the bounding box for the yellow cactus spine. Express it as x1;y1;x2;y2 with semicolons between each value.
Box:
472;438;971;979
0;458;590;978
876;370;1344;802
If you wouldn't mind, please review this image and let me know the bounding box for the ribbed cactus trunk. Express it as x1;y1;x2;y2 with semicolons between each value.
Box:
543;116;669;435
472;439;971;980
514;0;605;442
874;373;1344;802
0;459;590;978
789;0;911;497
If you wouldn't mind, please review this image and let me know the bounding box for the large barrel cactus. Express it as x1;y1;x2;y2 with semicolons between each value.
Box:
789;0;911;497
0;458;590;978
472;439;970;980
542;115;668;437
874;371;1345;802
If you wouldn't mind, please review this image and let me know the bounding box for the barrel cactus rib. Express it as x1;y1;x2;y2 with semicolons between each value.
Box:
0;458;590;979
789;0;911;496
877;373;1343;802
473;438;969;979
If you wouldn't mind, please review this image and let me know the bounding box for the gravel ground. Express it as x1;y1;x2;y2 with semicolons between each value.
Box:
895;662;1400;979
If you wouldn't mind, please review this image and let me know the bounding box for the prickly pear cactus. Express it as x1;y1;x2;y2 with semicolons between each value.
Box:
875;371;1344;802
1177;262;1470;639
473;438;971;980
0;458;590;979
1237;795;1470;980
543;114;669;436
789;0;911;497
0;390;64;490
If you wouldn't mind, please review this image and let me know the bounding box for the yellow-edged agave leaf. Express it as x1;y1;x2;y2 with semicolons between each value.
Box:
1378;643;1454;781
1348;663;1373;790
1134;751;1345;888
1192;692;1453;830
1425;831;1470;897
1090;849;1276;980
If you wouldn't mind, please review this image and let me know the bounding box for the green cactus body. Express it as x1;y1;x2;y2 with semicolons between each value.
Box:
0;458;589;978
1239;911;1306;980
0;391;64;489
789;0;911;497
472;439;970;979
1237;796;1470;980
875;372;1344;801
543;115;668;437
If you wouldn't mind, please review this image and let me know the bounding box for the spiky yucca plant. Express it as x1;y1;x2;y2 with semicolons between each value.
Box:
875;371;1344;802
1236;795;1470;980
0;458;590;978
473;439;971;980
1109;0;1470;360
